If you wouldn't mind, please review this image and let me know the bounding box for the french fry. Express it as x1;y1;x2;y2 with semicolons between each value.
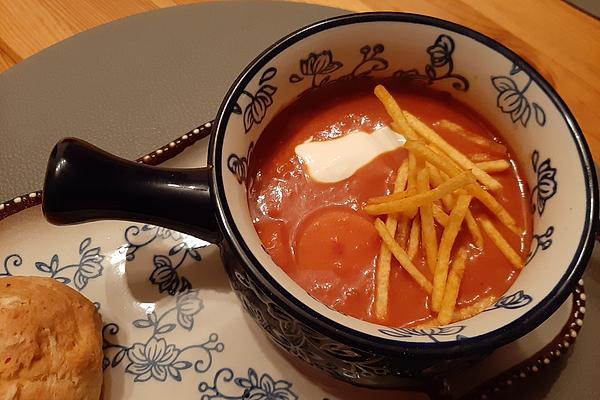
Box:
418;298;498;326
407;152;417;190
371;86;525;325
403;111;502;191
452;296;497;322
426;162;444;185
374;218;433;294
365;170;476;215
439;119;507;154
445;186;483;249
429;143;464;172
470;153;494;162
394;159;410;191
417;169;438;273
438;246;469;325
392;156;413;253
405;152;419;218
432;194;473;312
411;318;441;329
374;85;419;140
467;184;520;234
429;168;483;248
375;216;396;321
405;140;519;234
432;203;450;226
476;160;511;173
405;140;462;177
369;159;410;205
407;215;421;260
426;162;455;211
480;218;523;269
395;215;411;249
465;210;484;249
374;160;409;320
367;188;417;205
392;122;420;142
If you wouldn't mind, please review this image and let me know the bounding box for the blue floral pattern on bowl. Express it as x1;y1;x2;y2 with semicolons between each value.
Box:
491;64;546;127
393;34;469;90
530;150;557;216
486;290;533;311
227;141;254;184
226;266;394;382
233;68;278;133
526;149;557;265
289;44;387;95
379;326;467;343
287;34;468;99
526;226;555;265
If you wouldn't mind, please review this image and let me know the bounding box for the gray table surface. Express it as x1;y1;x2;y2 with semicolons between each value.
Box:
0;2;597;398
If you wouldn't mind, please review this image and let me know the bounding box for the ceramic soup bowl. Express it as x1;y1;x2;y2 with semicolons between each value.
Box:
43;13;598;388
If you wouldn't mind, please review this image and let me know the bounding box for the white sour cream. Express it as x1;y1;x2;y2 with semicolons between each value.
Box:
294;126;406;183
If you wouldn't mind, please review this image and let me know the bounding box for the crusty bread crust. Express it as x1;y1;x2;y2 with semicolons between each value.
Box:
0;276;102;400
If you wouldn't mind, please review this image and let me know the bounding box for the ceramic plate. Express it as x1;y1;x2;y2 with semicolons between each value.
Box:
0;124;586;400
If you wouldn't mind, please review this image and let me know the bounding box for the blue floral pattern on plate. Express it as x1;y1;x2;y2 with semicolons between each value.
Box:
1;237;104;290
0;223;299;397
103;288;224;383
1;254;21;277
199;368;298;400
124;224;210;295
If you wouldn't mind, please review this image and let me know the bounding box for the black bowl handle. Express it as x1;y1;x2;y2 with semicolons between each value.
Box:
43;138;220;243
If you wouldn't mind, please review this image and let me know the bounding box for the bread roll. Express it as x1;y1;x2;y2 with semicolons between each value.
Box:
0;276;102;400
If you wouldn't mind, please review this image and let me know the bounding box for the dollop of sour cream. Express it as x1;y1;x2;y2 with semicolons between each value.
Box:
294;126;406;183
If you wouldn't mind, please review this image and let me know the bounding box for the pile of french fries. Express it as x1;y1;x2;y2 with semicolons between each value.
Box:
368;85;524;326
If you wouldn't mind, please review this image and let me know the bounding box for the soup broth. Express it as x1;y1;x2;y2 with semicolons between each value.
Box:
247;79;531;327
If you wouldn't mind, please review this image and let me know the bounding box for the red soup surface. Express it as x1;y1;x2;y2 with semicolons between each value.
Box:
247;79;532;327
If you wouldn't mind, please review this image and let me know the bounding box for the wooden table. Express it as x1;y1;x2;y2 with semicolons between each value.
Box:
1;0;599;161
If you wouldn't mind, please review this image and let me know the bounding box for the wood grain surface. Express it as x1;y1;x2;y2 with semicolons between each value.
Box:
1;0;599;160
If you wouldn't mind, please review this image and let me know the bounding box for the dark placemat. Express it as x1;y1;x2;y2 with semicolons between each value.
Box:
566;0;600;18
0;1;343;200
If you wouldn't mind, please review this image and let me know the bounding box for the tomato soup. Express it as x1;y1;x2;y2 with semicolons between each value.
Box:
247;79;532;327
